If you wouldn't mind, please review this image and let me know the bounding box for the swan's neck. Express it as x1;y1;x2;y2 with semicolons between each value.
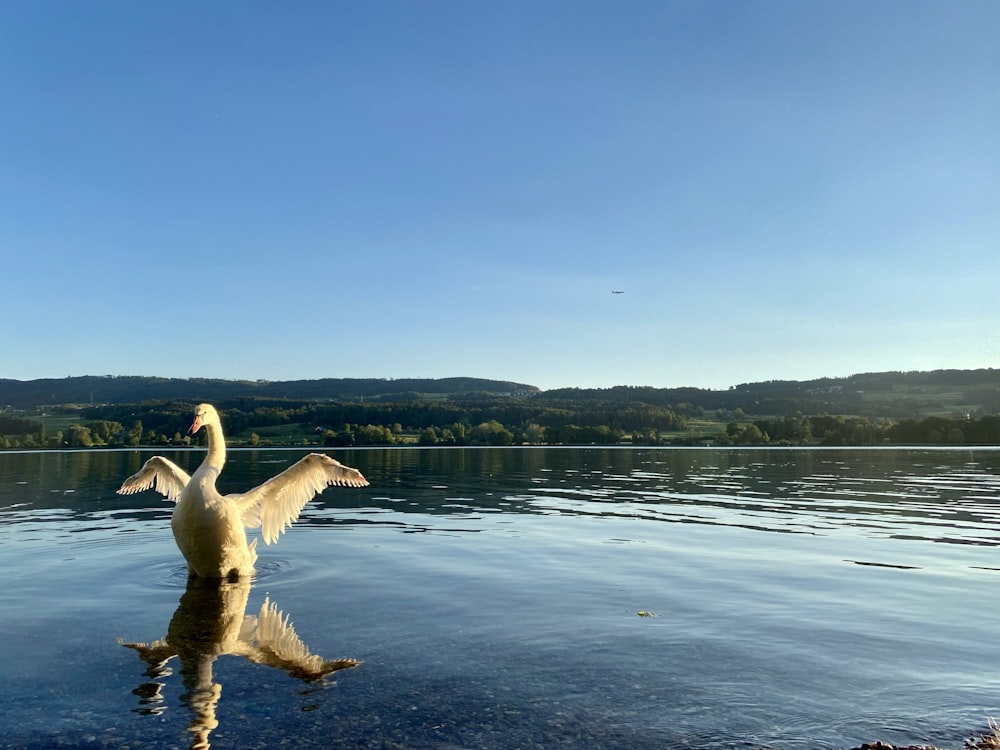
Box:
201;422;226;472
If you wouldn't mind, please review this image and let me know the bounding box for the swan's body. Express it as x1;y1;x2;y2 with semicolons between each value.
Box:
118;403;369;578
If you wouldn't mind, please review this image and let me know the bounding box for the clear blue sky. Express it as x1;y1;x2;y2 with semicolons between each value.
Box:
2;1;997;390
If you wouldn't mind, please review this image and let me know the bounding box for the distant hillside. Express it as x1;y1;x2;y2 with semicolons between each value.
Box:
1;369;998;421
3;369;1000;449
0;375;539;410
539;369;1000;420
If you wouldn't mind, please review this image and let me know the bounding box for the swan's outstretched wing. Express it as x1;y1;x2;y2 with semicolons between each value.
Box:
236;596;360;680
117;456;191;501
231;453;368;545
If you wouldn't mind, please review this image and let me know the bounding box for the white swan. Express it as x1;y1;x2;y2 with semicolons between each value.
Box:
118;403;369;578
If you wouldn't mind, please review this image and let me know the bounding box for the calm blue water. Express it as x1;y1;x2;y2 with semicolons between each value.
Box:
2;447;1000;749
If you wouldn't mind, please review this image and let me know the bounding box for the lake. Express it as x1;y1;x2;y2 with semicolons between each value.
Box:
2;446;1000;750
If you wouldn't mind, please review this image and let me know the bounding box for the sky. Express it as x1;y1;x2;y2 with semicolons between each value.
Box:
1;1;997;391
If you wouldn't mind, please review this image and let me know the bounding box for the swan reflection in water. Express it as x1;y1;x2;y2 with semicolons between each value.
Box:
120;577;360;749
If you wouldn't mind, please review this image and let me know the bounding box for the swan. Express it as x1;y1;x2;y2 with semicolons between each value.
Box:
118;403;369;578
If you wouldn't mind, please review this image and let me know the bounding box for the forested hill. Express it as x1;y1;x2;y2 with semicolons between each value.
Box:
0;375;538;409
538;369;1000;420
1;369;999;420
3;369;1000;449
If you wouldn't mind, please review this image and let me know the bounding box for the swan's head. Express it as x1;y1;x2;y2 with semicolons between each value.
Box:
190;403;220;434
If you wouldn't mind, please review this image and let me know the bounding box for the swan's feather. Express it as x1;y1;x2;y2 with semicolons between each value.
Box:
231;453;368;545
238;596;361;679
117;456;191;501
117;637;177;676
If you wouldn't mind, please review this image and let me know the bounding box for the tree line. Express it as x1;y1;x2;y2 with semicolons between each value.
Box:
2;399;1000;449
0;375;537;409
719;414;1000;446
4;369;1000;418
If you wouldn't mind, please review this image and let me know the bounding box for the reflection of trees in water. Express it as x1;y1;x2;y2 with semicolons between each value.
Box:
328;447;1000;543
294;447;1000;528
8;447;1000;542
120;577;359;750
4;449;198;517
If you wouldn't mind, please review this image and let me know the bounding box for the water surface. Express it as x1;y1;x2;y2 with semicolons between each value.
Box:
2;447;1000;749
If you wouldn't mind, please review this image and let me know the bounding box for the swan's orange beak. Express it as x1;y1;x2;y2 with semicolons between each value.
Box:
189;415;203;434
